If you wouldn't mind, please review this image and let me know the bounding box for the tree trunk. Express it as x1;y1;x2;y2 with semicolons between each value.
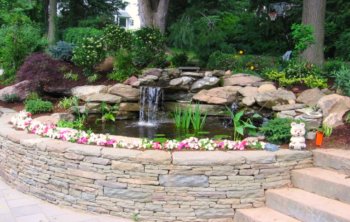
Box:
48;0;57;46
138;0;170;33
302;0;326;65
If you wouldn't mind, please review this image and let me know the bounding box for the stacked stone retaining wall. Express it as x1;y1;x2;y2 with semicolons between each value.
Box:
0;112;313;221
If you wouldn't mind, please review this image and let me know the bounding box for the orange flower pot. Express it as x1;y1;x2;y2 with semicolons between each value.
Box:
315;131;324;147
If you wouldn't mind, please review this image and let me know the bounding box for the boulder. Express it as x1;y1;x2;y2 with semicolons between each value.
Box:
119;103;140;112
164;90;193;102
317;94;350;127
169;76;194;89
0;80;32;101
71;85;108;99
190;77;220;92
296;88;325;106
142;68;163;77
212;70;226;77
223;74;263;86
95;56;114;73
108;84;139;101
255;88;296;108
181;72;204;78
242;96;255;106
193;86;241;105
258;84;277;94
81;93;121;104
123;76;138;86
51;113;75;122
238;86;259;97
164;68;180;78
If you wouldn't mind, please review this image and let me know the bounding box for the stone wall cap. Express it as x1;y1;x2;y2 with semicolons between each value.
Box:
67;145;102;157
173;151;246;166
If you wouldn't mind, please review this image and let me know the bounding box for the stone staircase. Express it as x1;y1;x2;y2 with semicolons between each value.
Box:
234;149;350;222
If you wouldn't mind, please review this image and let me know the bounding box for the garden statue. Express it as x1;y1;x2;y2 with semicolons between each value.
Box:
289;122;306;150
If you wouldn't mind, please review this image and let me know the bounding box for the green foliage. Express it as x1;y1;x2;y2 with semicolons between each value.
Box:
0;23;46;82
109;49;138;81
323;59;348;77
291;23;315;54
87;73;100;83
170;53;189;67
318;124;333;137
57;117;86;130
227;108;256;141
58;96;79;110
103;24;132;52
173;106;192;130
191;104;207;133
63;71;79;81
72;36;106;75
260;118;293;144
63;27;103;45
264;69;328;89
49;41;74;61
207;51;277;73
335;30;350;60
96;102;118;123
26;92;40;100
284;60;321;79
334;66;350;96
3;94;20;103
131;27;166;68
346;112;350;124
25;99;53;114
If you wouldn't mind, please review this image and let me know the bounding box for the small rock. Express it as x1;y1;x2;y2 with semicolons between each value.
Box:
204;71;213;77
51;113;75;122
34;115;59;125
95;56;114;73
306;131;316;140
142;68;162;77
317;94;350;127
123;76;138;86
212;70;226;77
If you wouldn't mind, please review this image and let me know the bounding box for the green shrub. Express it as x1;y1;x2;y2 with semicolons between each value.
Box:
291;23;315;55
334;66;350;96
171;52;189;67
335;30;350;61
63;27;103;45
3;94;20;103
260;118;293;144
103;24;132;52
26;92;40;100
58;96;79;110
323;60;348;76
284;60;322;79
72;36;106;75
25;99;53;114
109;49;138;81
49;41;74;61
0;23;46;82
131;27;166;68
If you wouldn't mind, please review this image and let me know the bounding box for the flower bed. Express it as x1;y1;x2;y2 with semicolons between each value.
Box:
10;110;266;151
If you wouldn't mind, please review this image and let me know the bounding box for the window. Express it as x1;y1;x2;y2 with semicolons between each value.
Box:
119;17;127;27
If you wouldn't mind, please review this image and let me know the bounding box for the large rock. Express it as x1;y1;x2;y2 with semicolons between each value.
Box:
272;104;306;111
255;88;296;108
190;77;220;92
95;56;114;73
0;80;32;101
123;76;138;86
317;94;350;127
119;103;140;112
192;86;241;105
223;74;263;86
297;88;325;106
108;84;139;101
242;97;255;106
238;86;259;97
142;68;162;77
169;76;194;89
181;72;204;78
258;84;277;94
81;93;121;104
71;85;108;99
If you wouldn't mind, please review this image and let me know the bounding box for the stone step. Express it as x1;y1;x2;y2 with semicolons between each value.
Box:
292;167;350;204
266;188;350;222
234;207;300;222
313;149;350;174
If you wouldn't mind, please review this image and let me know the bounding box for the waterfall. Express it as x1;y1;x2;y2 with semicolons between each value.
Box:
139;86;164;126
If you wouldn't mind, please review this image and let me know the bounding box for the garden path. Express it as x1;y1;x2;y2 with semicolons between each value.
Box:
0;178;131;222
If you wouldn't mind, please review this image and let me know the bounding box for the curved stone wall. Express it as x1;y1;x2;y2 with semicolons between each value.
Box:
0;112;313;221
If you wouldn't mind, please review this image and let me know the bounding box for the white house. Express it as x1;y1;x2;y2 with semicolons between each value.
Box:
115;0;141;30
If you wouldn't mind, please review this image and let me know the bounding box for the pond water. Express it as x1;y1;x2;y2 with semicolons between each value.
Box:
85;116;233;140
